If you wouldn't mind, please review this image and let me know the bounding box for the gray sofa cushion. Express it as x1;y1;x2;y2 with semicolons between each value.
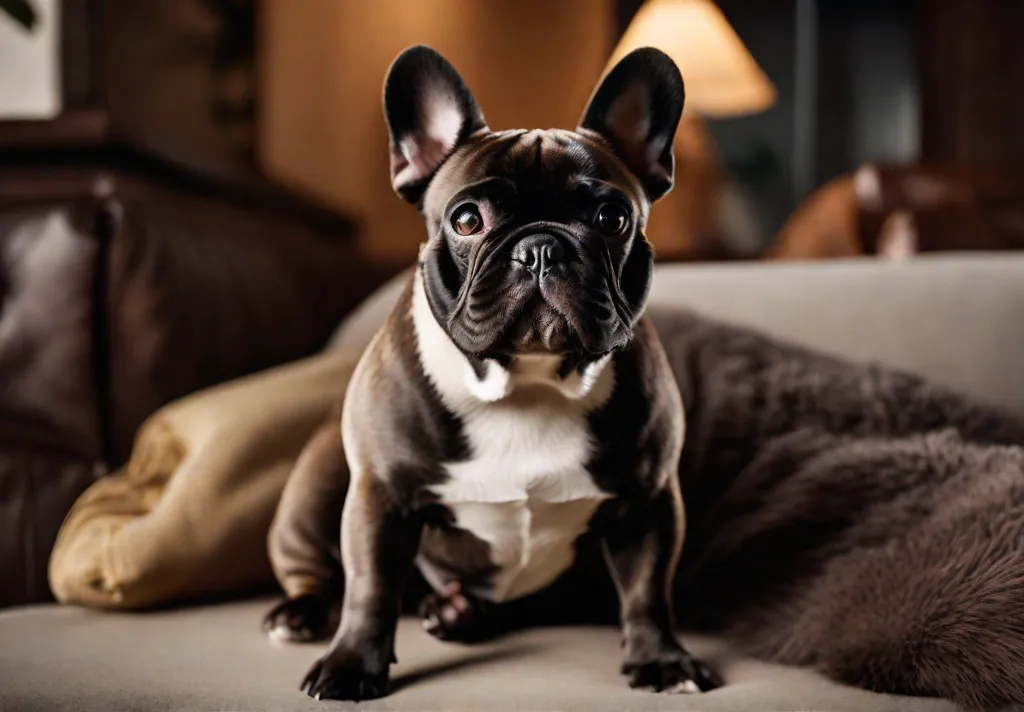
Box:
0;598;964;712
332;254;1024;413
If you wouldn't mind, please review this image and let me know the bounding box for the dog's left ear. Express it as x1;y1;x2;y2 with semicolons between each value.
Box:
579;48;684;201
384;45;489;205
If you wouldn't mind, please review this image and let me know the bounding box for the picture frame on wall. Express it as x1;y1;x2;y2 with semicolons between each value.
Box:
0;0;61;119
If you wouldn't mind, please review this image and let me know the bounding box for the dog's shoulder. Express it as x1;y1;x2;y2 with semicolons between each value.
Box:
586;315;685;493
342;274;469;484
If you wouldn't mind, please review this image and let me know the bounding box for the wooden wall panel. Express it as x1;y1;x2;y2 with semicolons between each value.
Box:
259;0;614;264
917;0;1024;178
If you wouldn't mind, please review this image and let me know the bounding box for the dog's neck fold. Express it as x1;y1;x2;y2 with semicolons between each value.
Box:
410;270;614;410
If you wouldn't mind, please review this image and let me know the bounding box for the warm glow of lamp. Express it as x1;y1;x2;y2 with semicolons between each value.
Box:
609;0;777;118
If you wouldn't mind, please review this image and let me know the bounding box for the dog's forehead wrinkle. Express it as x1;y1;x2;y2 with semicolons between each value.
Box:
425;126;646;220
473;133;605;205
517;130;597;174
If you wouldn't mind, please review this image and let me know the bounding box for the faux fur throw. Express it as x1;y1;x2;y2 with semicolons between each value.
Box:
648;307;1024;709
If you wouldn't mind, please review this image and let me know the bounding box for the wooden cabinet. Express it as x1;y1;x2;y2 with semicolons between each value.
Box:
916;0;1024;180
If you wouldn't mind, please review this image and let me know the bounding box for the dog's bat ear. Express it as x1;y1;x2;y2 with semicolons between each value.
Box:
383;45;488;205
578;48;684;202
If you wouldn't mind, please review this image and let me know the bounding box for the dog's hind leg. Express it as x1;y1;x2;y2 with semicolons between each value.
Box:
417;550;619;644
264;408;348;643
418;581;500;642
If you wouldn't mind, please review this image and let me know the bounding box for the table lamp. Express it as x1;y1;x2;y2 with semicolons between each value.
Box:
607;0;777;258
608;0;776;118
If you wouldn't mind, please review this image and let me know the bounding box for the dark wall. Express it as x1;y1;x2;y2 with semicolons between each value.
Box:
617;0;919;243
816;0;919;185
714;0;918;238
709;0;797;238
917;0;1024;181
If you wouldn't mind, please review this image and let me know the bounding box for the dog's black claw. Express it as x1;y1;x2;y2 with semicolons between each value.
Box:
622;653;721;694
300;659;323;694
689;658;724;690
301;657;389;701
263;593;335;643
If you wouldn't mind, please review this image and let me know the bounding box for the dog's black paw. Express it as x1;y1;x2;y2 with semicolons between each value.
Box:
301;656;389;702
622;652;722;694
418;583;497;643
262;593;336;643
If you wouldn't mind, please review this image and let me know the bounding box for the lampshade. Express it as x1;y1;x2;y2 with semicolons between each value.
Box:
608;0;776;118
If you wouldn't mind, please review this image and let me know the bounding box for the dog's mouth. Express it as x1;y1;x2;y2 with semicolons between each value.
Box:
436;225;637;359
450;269;632;359
504;296;574;355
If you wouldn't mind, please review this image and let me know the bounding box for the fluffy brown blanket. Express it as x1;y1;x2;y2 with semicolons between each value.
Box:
650;307;1024;709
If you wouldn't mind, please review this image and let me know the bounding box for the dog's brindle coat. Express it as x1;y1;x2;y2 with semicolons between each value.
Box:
265;46;721;701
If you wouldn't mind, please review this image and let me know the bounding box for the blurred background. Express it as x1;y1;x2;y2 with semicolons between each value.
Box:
3;0;1023;272
1;0;1023;609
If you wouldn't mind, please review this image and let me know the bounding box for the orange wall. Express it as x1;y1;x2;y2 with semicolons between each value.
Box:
259;0;615;264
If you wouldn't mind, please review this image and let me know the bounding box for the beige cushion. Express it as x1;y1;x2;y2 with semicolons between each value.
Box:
0;598;964;712
48;350;359;609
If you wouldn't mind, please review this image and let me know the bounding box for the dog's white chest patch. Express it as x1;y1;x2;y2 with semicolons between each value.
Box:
429;401;611;602
410;272;615;602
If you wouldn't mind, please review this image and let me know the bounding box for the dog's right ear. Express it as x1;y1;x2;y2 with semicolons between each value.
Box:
578;48;684;202
383;46;488;205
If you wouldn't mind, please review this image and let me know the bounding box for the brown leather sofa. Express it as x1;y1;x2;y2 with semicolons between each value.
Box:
0;162;387;608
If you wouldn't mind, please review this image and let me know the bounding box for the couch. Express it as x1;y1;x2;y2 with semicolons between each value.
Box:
2;253;1022;712
0;163;388;608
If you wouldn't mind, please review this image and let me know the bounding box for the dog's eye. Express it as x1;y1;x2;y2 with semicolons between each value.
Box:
594;204;629;235
452;205;484;236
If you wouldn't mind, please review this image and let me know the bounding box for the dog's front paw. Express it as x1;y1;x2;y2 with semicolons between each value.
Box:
622;651;722;694
301;655;389;702
262;593;336;643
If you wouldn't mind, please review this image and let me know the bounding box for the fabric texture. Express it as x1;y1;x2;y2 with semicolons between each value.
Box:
0;598;968;712
654;308;1024;707
48;350;359;609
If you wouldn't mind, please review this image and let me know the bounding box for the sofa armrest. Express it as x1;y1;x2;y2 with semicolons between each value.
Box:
101;176;388;462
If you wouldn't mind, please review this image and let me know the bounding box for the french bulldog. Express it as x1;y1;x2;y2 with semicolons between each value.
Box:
262;44;722;702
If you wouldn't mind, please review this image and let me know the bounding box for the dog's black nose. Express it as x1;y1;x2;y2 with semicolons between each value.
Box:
512;234;565;277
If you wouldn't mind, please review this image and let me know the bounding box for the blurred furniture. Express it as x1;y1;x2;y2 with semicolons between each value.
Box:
0;1;394;609
259;0;614;265
5;253;1023;712
0;163;387;610
766;163;1024;259
0;0;263;187
609;0;776;260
